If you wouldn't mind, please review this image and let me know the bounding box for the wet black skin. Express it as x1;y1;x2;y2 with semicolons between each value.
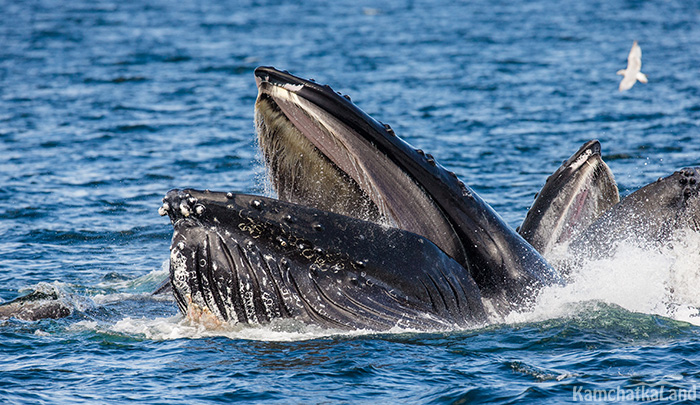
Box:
0;290;71;321
162;189;487;331
254;66;561;314
569;167;700;258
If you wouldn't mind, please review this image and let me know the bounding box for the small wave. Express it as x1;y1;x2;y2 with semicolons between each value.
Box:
95;263;169;294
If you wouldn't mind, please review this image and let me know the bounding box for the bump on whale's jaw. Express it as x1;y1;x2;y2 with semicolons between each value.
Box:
519;140;620;258
679;167;700;215
159;188;486;330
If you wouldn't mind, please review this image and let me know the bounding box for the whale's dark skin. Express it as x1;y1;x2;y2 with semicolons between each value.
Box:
253;66;560;315
518;140;620;260
161;189;486;331
569;167;700;258
0;289;71;321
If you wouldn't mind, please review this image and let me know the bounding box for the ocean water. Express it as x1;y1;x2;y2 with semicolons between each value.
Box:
2;0;700;403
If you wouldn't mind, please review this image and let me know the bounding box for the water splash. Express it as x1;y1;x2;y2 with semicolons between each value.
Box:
508;229;700;326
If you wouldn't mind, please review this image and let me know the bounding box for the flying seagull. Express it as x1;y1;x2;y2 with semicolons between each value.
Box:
617;41;648;91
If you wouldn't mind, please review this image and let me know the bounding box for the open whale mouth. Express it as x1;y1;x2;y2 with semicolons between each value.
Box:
254;66;467;267
157;67;561;330
518;140;620;259
253;67;559;309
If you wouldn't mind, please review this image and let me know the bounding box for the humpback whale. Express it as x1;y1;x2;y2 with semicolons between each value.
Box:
519;142;700;269
569;167;700;258
252;67;560;315
0;287;71;321
158;67;564;330
160;67;559;330
518;140;620;261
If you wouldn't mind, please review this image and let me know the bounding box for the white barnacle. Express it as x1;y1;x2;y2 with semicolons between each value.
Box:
158;202;170;216
180;203;191;217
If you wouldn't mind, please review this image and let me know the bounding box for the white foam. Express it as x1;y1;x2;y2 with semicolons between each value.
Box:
103;316;401;342
507;229;700;326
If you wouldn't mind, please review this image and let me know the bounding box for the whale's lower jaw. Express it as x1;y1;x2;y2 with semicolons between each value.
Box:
162;188;487;331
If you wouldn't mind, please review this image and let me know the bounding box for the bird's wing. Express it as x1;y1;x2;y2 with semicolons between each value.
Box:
619;73;637;91
626;41;642;73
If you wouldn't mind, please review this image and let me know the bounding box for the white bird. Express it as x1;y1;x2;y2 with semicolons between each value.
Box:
617;41;648;91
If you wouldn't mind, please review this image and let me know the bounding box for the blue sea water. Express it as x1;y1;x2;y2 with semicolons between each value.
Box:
2;0;700;403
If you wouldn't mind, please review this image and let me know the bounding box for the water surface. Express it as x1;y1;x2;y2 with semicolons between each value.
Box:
2;0;700;403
